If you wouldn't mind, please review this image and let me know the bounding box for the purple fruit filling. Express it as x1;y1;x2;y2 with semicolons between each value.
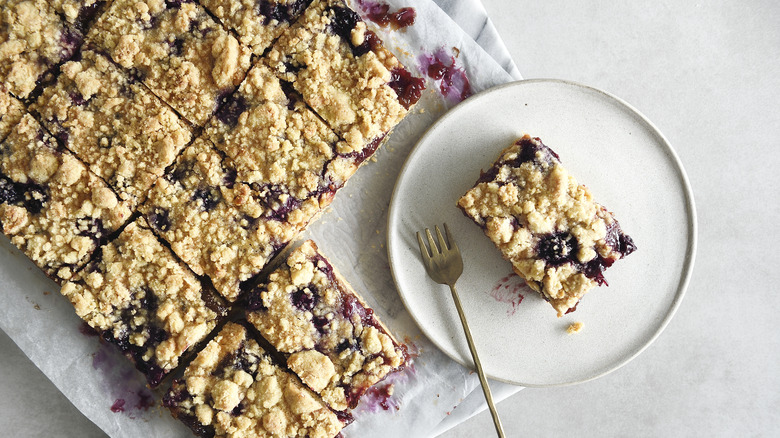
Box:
388;67;425;109
215;93;247;127
192;186;222;211
147;207;171;232
257;0;312;25
291;288;318;311
0;175;50;214
537;231;578;266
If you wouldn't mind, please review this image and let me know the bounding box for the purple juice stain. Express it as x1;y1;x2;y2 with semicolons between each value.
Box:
418;48;472;103
357;0;416;30
488;273;528;317
111;398;126;413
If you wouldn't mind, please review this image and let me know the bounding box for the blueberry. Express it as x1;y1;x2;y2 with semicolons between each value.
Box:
291;288;318;311
223;168;237;188
258;0;312;25
0;176;21;205
537;232;578;266
312;315;329;333
513;137;560;167
148;207;171;232
604;221;636;256
22;183;49;214
245;286;268;311
192;187;221;211
215;93;247;128
76;217;105;242
169;37;185;56
328;6;360;42
69;91;87;106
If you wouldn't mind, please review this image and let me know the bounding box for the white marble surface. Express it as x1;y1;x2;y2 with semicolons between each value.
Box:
2;0;779;436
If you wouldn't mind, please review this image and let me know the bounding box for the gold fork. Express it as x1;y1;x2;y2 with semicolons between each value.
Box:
416;223;506;438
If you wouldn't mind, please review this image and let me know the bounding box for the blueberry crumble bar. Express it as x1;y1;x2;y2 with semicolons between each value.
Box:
88;0;252;125
0;0;83;99
204;63;358;206
457;135;636;316
0;113;132;281
246;240;406;411
142;137;320;302
61;218;228;387
164;321;344;438
0;85;25;142
266;0;425;155
199;0;312;56
33;48;192;206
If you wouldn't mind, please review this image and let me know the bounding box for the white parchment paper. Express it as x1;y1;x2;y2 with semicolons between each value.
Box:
0;1;519;436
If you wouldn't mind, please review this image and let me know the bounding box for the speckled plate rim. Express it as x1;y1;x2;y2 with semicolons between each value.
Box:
386;78;697;387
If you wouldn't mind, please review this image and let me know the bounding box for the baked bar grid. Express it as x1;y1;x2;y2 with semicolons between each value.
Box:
1;0;423;436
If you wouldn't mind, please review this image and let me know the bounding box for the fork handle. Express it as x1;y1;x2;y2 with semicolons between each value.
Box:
448;283;507;438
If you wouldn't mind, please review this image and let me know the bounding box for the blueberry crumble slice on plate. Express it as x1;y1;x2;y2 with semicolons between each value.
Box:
457;134;636;316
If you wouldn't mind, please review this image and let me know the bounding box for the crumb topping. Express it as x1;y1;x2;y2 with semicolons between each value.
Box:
265;0;411;153
60;218;224;386
246;240;405;411
88;0;252;125
0;85;24;142
33;49;192;206
0;0;83;98
457;135;636;316
0;114;132;281
200;0;312;56
205;63;355;200
164;321;343;438
141;137;321;302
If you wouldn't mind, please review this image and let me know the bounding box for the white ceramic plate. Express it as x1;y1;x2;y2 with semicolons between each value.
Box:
387;79;696;386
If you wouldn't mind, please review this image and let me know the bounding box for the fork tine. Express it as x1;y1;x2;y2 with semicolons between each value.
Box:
425;228;439;254
435;225;448;252
444;223;459;252
416;231;431;260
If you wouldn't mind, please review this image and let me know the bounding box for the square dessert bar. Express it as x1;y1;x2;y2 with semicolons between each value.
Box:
1;0;83;99
245;240;406;411
200;0;312;56
266;0;425;155
0;113;132;281
457;135;636;316
142;137;322;302
0;86;25;142
88;0;252;125
33;48;192;207
204;63;358;203
61;218;228;387
164;321;344;438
